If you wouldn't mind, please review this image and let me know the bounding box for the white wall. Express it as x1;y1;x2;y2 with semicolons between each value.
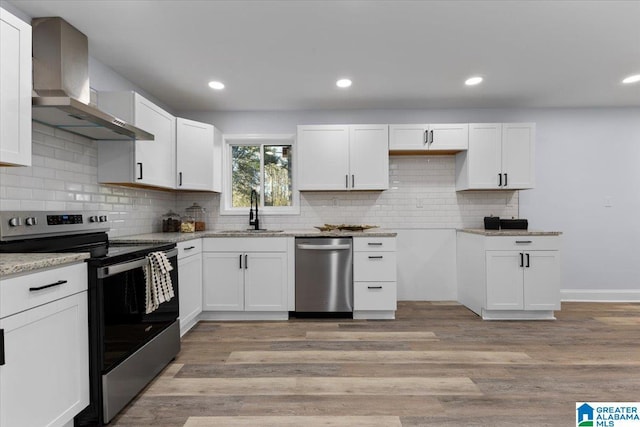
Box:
517;109;640;299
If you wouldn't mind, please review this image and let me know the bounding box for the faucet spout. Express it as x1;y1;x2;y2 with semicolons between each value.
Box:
249;189;260;230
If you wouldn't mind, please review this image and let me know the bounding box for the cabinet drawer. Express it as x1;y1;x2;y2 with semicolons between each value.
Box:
483;236;560;251
177;238;202;259
0;263;87;318
353;252;397;282
353;237;396;252
203;237;288;252
354;282;397;311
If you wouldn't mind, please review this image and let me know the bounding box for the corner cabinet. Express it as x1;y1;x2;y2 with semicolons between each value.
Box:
97;92;176;189
176;118;222;192
0;263;89;427
177;239;203;336
0;7;31;167
456;123;535;190
201;237;291;320
353;237;397;320
389;123;468;152
457;231;561;320
297;124;389;191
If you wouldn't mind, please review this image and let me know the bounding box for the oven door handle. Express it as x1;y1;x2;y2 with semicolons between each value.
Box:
97;248;178;279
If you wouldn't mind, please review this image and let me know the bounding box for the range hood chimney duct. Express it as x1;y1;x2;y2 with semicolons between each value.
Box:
31;17;154;141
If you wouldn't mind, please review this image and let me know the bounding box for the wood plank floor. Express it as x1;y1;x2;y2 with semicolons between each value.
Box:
110;302;640;426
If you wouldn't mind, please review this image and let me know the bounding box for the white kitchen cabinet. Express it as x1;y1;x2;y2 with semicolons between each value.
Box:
352;237;397;319
202;237;289;319
297;124;389;191
0;7;31;167
177;239;203;336
0;263;89;427
457;231;561;320
97;92;176;189
455;123;535;190
176;118;222;192
389;123;468;152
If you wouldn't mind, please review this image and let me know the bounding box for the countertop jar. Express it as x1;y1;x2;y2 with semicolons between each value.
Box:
180;213;195;233
185;203;206;231
162;210;181;233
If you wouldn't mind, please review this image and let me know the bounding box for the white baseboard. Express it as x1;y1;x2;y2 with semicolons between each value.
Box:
561;289;640;302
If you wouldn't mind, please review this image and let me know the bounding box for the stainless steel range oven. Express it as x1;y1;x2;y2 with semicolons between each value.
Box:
0;211;180;426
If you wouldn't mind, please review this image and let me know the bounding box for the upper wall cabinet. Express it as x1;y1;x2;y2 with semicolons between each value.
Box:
455;123;535;191
176;118;222;192
389;123;468;153
0;8;31;167
297;124;389;191
97;92;176;189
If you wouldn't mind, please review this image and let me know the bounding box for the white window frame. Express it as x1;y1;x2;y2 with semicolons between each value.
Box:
220;133;299;216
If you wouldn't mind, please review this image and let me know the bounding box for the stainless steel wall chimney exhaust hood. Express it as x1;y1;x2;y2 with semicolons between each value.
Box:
31;17;154;141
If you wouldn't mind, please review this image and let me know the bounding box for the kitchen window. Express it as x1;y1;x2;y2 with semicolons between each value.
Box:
221;134;299;215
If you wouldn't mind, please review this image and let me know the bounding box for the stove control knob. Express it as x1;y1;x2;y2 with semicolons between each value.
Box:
25;217;38;226
8;217;22;227
99;215;108;222
89;216;98;223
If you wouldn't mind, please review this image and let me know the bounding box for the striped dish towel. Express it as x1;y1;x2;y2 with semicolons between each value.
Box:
143;251;175;314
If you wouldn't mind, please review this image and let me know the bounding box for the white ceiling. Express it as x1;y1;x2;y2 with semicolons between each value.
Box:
9;0;640;111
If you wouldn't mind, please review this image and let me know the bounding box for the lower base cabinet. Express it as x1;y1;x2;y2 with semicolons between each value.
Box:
0;263;89;427
457;231;561;320
353;237;397;319
177;240;203;336
201;237;289;320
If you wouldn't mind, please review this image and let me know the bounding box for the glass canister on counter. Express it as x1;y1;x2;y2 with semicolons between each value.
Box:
185;202;206;231
180;212;195;233
162;210;181;232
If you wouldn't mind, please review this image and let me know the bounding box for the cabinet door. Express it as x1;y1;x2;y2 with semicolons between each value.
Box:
349;125;389;190
486;251;524;310
388;124;429;150
524;251;560;311
0;292;89;427
134;94;176;189
428;124;468;151
467;123;502;189
202;252;244;311
176;118;215;191
297;125;350;190
178;252;203;334
244;252;288;311
502;123;535;189
0;8;31;167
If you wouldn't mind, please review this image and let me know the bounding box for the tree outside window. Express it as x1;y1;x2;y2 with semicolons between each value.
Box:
231;144;292;208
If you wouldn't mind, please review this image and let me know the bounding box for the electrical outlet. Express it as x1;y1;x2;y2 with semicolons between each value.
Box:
332;198;338;207
604;196;613;207
416;198;424;208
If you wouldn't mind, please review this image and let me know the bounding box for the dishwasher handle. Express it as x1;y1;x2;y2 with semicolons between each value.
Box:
297;243;351;251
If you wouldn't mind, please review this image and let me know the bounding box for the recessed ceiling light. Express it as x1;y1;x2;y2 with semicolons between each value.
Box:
622;74;640;84
208;81;225;90
465;76;483;86
336;78;352;88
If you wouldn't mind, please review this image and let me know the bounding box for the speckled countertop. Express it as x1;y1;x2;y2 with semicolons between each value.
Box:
0;253;89;278
110;229;397;244
459;228;562;236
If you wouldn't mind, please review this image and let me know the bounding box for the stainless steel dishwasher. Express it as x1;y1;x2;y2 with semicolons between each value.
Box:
295;237;353;312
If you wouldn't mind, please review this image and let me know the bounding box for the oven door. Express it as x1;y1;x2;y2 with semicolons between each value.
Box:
96;248;179;373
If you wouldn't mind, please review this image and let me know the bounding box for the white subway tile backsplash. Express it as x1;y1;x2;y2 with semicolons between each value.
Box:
3;124;519;236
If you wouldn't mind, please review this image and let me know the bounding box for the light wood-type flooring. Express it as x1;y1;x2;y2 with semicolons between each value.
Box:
110;302;640;426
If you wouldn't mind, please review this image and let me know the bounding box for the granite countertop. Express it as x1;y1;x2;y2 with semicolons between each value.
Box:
0;253;90;278
110;229;397;244
459;228;562;236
